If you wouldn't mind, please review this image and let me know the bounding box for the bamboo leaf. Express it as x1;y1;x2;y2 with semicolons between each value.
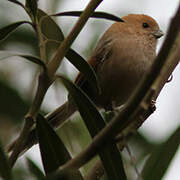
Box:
58;75;103;136
0;141;12;180
37;9;99;92
66;48;100;93
58;76;127;180
37;9;64;60
48;169;83;180
7;0;25;8
37;9;64;41
25;0;38;18
0;21;31;41
0;79;29;123
27;157;46;180
142;126;180;180
52;11;124;22
0;51;46;70
19;55;46;70
100;144;127;180
36;114;71;174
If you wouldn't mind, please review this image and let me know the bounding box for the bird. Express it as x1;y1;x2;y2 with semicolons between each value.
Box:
8;14;163;153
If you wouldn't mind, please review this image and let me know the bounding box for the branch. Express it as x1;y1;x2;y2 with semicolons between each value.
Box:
7;0;104;167
47;0;104;76
55;3;180;175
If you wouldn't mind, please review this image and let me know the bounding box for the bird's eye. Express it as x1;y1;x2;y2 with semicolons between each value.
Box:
142;22;149;28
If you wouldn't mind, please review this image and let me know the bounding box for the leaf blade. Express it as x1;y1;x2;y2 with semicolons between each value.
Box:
0;21;31;42
7;0;25;9
37;9;99;92
20;55;47;70
66;48;100;94
27;157;46;180
59;76;127;180
52;11;124;22
37;9;64;60
0;51;46;70
36;114;71;174
142;126;180;180
37;9;64;41
25;0;38;18
0;141;12;180
59;75;104;136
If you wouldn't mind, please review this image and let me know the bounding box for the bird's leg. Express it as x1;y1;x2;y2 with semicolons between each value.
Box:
112;102;125;115
103;101;121;123
104;101;122;113
111;101;119;115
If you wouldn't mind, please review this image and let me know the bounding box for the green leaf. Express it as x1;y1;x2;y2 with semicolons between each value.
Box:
0;51;46;70
19;55;46;70
0;79;29;123
37;9;99;93
37;9;64;60
142;126;180;180
36;114;71;174
100;144;127;180
52;11;124;22
25;0;38;18
37;9;64;41
7;0;25;8
27;157;46;180
49;169;83;180
59;75;104;136
0;21;32;42
58;76;127;180
66;48;100;93
0;141;12;180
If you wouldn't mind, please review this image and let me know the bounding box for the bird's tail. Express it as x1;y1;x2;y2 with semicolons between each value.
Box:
7;101;77;155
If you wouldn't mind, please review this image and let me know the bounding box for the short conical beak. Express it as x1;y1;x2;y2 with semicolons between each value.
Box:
153;29;164;39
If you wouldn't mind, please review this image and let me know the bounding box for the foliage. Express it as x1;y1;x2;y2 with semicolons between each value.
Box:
0;0;179;180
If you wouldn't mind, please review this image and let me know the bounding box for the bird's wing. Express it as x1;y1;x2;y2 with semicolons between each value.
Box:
74;36;113;89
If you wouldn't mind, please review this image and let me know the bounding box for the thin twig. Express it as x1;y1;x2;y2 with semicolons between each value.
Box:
77;24;180;179
7;0;104;167
47;0;104;76
8;117;34;167
8;7;52;167
36;20;47;62
8;72;51;167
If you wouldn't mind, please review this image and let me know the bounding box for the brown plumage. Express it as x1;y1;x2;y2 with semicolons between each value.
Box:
8;14;163;154
76;14;163;109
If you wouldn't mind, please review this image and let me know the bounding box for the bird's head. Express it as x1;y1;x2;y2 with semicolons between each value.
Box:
122;14;164;39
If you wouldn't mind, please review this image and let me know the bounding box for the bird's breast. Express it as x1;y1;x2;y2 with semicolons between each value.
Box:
95;38;155;109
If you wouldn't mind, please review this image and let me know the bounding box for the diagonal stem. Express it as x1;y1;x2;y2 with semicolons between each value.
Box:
47;0;104;76
7;0;104;167
54;2;180;173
